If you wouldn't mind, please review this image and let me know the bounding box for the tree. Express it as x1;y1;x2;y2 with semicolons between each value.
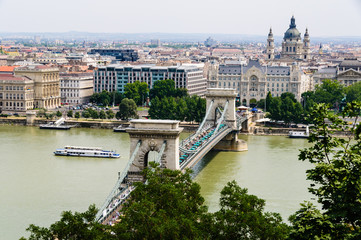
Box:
118;98;137;120
150;79;187;100
67;110;73;118
99;110;106;120
82;109;91;118
106;109;115;119
21;205;113;240
313;79;344;107
112;164;209;239
56;110;62;118
210;181;289;239
345;81;361;102
291;102;361;238
74;112;80;119
124;81;149;106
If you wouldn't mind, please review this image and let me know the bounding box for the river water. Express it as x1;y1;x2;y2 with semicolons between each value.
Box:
0;125;314;239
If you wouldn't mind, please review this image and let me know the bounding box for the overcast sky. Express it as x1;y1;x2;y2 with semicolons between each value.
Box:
0;0;360;37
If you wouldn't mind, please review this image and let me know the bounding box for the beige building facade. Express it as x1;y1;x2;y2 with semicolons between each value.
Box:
60;72;94;105
208;60;312;105
14;65;61;109
0;74;34;112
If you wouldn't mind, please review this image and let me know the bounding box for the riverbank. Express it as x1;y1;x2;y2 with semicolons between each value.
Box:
0;117;200;132
0;117;352;136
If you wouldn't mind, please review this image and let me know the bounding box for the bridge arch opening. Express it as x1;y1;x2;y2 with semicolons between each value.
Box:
143;150;158;168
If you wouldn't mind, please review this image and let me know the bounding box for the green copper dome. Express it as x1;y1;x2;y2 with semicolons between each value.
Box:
284;16;301;40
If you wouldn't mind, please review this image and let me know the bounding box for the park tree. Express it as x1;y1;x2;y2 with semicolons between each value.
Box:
149;79;187;100
56;110;62;118
82;109;91;118
99;110;106;120
345;81;361;102
106;109;115;119
67;110;73;118
313;79;344;107
289;101;361;239
209;181;289;239
112;164;209;239
124;81;149;106
21;205;113;240
117;98;137;120
74;112;80;119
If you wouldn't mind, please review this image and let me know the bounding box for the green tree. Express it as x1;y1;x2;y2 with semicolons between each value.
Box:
106;109;115;119
118;98;137;120
99;110;106;120
99;90;111;106
74;112;80;119
210;181;289;239
82;109;91;118
345;81;361;102
291;102;361;238
67;110;73;118
314;79;344;107
21;205;113;240
112;164;209;239
150;79;187;100
124;81;149;106
56;110;62;118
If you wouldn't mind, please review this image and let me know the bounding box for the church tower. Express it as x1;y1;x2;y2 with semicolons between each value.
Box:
266;28;275;60
281;16;304;60
303;28;310;60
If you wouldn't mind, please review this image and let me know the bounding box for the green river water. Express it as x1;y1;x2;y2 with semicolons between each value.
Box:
0;125;314;239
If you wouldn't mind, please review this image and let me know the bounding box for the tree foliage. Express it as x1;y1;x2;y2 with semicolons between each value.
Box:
149;95;206;123
124;81;149;106
209;180;289;239
149;79;188;100
117;98;137;120
90;91;124;106
267;92;304;125
22;205;112;240
290;101;361;239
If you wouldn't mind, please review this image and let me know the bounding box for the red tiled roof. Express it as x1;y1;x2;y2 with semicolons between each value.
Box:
0;66;18;72
0;74;29;81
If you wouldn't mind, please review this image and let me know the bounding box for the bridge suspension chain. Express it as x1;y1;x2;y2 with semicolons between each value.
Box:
96;140;142;222
196;100;214;135
213;100;229;136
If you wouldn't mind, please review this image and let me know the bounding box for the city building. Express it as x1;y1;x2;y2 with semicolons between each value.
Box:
208;60;312;105
60;72;93;105
266;16;310;61
313;58;361;86
14;65;61;109
337;58;361;86
94;64;207;96
0;74;34;112
89;49;139;62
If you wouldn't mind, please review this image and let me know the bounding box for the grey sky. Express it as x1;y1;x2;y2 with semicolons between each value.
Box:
0;0;360;37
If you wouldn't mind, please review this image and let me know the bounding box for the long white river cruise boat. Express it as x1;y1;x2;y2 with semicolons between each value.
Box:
54;146;120;158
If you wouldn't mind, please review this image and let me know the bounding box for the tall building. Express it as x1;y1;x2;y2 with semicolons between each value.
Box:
60;72;94;105
14;65;61;109
267;16;310;61
94;64;207;96
208;60;312;105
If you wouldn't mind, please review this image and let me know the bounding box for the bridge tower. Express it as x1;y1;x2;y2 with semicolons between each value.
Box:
126;119;183;182
205;88;248;151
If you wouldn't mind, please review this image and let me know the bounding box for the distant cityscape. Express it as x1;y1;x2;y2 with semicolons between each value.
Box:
0;16;360;113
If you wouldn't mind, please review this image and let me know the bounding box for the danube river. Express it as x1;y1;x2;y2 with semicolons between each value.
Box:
0;125;314;239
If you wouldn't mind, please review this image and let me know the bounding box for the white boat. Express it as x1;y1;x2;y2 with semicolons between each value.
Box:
54;146;120;158
289;126;309;138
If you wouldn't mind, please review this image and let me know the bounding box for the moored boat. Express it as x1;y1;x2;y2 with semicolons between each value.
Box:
288;126;309;138
54;146;120;158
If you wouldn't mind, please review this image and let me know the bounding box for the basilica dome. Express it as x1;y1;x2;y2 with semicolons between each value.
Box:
284;16;301;40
